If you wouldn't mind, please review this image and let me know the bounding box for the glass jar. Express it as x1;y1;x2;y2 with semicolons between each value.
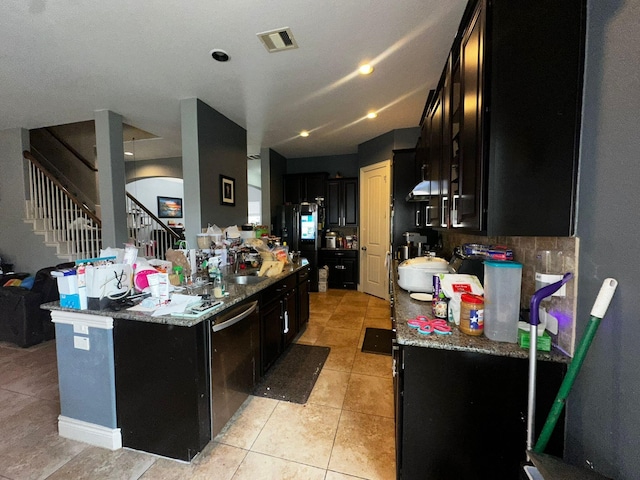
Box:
459;293;484;336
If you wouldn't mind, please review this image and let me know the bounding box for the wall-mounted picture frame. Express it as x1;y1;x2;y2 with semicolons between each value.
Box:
157;196;183;218
220;175;235;206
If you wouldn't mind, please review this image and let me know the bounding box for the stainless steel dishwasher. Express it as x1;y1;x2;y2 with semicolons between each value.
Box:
210;299;259;438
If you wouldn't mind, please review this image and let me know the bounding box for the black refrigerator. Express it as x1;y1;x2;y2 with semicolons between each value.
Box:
275;203;320;291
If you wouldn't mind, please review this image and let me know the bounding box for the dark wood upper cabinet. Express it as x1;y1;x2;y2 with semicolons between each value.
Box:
326;178;358;227
419;0;585;236
283;172;328;205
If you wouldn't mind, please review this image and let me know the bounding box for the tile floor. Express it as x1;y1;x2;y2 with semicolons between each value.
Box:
0;289;395;480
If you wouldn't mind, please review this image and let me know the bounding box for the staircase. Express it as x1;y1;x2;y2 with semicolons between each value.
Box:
23;151;179;262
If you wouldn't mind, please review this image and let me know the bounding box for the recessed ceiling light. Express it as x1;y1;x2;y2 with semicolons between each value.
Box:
210;49;230;62
124;151;134;156
367;111;378;119
359;64;374;75
300;130;310;137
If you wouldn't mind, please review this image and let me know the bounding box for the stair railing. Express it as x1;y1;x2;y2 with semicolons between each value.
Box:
126;193;181;260
24;151;102;259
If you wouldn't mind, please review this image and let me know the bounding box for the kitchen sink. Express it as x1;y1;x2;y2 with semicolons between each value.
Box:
228;273;268;285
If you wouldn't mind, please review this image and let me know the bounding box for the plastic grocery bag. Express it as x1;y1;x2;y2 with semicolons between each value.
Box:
438;274;484;325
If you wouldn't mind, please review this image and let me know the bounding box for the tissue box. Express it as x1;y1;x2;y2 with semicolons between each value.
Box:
518;330;552;351
52;270;83;309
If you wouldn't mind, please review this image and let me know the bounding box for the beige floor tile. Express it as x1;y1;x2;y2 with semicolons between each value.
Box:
141;442;248;480
251;402;341;469
46;445;156;480
342;373;394;418
322;346;357;372
295;324;325;345
363;316;392;329
366;305;391;318
0;397;59;449
0;426;88;479
232;451;326;480
215;396;278;450
326;312;364;331
351;351;392;378
329;411;396;480
308;311;333;325
307;369;350;409
315;326;361;349
334;303;368;316
325;471;368;480
367;296;390;308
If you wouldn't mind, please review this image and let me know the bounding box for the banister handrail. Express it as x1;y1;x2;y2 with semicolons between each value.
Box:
44;127;98;172
23;150;101;227
126;192;180;241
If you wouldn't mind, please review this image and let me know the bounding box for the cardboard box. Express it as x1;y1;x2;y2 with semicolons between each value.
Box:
318;265;329;280
318;281;327;292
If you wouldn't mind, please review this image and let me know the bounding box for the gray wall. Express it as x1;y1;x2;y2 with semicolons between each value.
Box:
567;1;640;478
267;148;287;230
358;127;419;170
125;157;182;182
0;128;60;272
287;154;359;178
181;98;248;242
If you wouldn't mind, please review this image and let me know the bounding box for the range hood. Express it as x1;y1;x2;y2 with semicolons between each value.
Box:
405;180;431;202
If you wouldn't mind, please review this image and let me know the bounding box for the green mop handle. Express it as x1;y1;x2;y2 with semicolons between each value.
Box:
534;278;618;453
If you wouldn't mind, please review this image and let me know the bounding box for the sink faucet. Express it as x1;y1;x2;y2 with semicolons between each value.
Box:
234;252;244;274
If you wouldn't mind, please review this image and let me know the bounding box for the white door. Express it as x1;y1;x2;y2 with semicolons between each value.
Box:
359;160;391;300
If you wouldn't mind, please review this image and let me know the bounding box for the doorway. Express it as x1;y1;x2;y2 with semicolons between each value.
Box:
359;160;391;300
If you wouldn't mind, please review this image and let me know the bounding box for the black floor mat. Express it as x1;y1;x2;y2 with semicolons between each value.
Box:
361;328;394;356
253;344;330;404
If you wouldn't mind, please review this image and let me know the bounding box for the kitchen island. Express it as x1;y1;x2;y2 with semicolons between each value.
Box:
392;267;569;479
43;260;310;462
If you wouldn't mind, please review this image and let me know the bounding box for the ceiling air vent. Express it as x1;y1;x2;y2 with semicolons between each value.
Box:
257;27;298;53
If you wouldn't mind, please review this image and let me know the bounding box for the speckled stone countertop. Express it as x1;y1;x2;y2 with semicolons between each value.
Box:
42;261;308;328
392;262;570;363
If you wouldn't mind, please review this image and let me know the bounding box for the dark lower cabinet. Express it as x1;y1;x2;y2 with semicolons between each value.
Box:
260;272;299;376
259;298;283;376
113;319;210;462
320;249;358;289
396;345;566;479
297;266;310;327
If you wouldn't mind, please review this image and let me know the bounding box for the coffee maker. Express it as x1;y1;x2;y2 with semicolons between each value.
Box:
398;232;428;260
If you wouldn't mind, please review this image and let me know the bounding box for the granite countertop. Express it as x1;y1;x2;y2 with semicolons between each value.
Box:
392;262;570;363
42;261;308;328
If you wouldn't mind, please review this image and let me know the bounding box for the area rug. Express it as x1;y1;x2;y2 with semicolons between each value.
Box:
361;328;394;356
253;344;330;404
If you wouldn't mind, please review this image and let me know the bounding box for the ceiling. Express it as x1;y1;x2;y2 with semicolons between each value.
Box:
1;1;468;161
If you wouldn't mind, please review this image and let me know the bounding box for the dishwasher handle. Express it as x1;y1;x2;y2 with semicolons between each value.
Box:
212;300;258;332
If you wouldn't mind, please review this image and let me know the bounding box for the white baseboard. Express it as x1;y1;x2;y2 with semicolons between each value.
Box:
58;415;122;450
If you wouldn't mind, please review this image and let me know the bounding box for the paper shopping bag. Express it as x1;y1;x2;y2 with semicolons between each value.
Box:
85;263;132;310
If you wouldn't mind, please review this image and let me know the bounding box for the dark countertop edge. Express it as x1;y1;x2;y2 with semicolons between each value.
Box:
391;261;571;364
42;262;309;328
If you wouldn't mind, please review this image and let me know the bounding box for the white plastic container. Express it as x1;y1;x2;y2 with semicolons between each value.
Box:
483;260;522;343
397;256;450;293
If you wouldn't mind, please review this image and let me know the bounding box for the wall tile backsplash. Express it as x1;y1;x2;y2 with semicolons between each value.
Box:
440;232;578;356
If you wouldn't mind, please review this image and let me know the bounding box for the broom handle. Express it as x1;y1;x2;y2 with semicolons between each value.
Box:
533;278;617;453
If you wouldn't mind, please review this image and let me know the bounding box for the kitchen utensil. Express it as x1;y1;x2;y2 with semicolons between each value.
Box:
407;315;451;335
397;256;449;293
325;231;337;249
409;292;432;302
531;276;617;453
483;260;522;342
